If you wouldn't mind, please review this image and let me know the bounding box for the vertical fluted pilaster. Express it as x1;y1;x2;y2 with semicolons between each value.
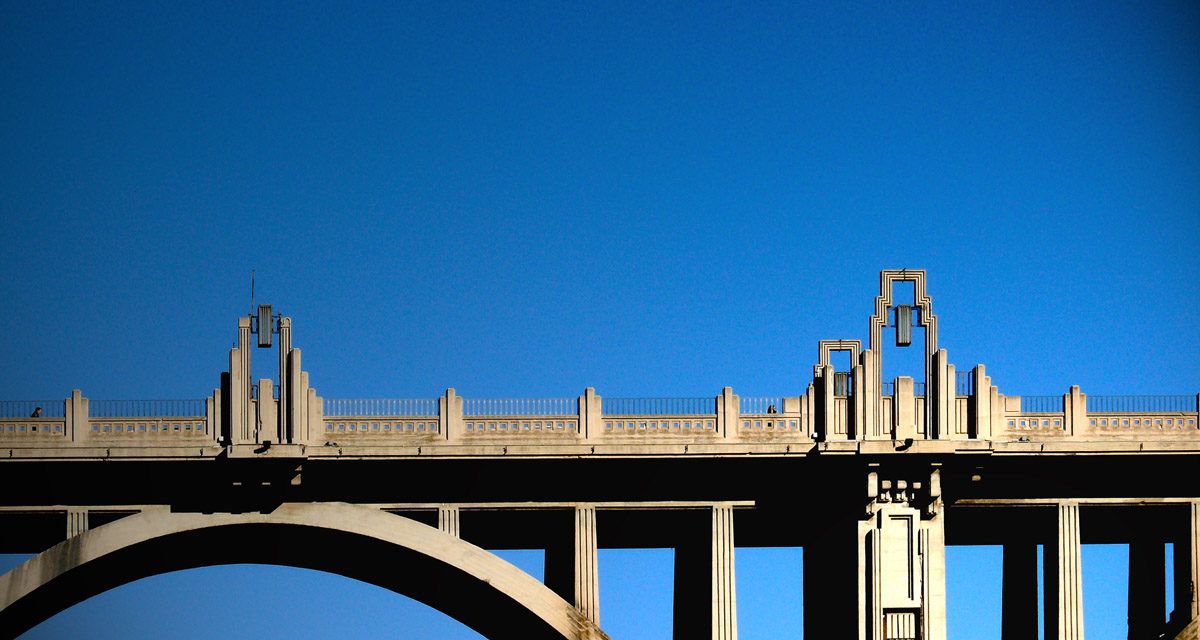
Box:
437;506;460;538
575;506;600;626
66;509;88;539
1045;502;1084;640
712;505;738;640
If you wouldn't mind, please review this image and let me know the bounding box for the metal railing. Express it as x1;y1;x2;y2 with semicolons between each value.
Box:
957;371;974;396
915;382;926;397
1086;395;1196;413
602;397;714;416
463;398;576;417
740;397;786;414
0;401;64;418
90;399;206;418
324;398;439;417
882;381;895;397
1020;396;1062;413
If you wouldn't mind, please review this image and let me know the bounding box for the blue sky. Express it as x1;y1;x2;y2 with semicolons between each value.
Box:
1;1;1197;638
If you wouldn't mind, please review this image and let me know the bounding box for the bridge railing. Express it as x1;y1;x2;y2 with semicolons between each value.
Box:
998;391;1199;440
1086;395;1194;413
324;398;439;418
3;385;1198;449
322;398;441;438
0;400;68;441
87;398;209;440
601;397;717;435
463;397;580;435
464;398;576;417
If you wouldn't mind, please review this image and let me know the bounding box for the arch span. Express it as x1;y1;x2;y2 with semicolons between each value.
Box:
0;503;607;640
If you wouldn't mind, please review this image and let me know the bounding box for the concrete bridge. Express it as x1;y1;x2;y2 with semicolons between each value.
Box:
1;269;1197;639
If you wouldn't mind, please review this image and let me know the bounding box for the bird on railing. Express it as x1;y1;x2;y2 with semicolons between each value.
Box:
30;407;42;418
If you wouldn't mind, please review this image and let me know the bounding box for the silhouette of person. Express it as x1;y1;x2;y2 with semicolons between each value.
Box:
766;404;777;414
30;407;42;418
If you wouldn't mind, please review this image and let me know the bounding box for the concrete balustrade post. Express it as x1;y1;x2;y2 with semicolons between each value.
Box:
441;389;464;442
717;387;739;440
861;348;881;439
229;347;249;445
852;361;866;440
581;388;603;440
307;388;324;446
286;349;304;444
895;377;916;441
278;318;293;442
1068;386;1086;436
971;365;991;440
932;348;950;440
66;390;87;443
237;317;252;441
990;385;1005;439
803;382;815;439
819;364;835;440
205;394;216;443
948;362;960;439
256;379;277;444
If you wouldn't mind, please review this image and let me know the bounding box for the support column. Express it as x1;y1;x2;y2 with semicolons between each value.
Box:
922;502;948;640
437;506;460;538
1002;543;1039;640
1128;542;1165;639
1045;502;1084;640
1172;501;1200;628
546;507;600;627
854;468;947;640
674;506;738;640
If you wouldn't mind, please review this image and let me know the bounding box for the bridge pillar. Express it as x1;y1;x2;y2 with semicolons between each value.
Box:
1001;543;1038;640
805;467;946;640
673;505;738;640
1172;502;1200;628
1045;502;1084;640
1128;541;1165;639
546;506;600;628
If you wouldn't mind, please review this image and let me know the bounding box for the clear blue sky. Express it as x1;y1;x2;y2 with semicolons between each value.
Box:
1;1;1197;638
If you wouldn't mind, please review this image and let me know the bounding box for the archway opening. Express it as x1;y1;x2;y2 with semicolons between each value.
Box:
0;506;605;640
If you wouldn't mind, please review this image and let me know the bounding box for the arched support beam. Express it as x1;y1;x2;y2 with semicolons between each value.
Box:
0;503;609;640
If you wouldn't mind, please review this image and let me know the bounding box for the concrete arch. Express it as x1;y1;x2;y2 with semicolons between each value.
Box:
0;503;608;640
